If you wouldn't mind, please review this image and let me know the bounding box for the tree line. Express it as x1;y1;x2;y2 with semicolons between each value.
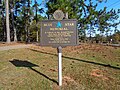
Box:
0;0;120;43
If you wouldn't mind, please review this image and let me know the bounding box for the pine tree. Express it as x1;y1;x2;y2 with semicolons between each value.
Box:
6;0;11;43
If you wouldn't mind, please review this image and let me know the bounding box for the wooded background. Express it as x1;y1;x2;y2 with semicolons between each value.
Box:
0;0;120;44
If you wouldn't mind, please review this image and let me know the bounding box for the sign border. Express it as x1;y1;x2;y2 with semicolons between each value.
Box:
40;19;78;47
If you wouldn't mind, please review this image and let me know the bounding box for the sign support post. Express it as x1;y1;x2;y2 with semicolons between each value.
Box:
57;46;62;86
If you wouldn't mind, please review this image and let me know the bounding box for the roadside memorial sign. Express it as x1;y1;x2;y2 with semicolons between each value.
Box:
40;19;78;47
40;10;78;86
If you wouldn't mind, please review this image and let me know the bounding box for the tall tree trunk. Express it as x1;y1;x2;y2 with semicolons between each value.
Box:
36;30;38;42
13;22;17;42
25;24;28;42
28;0;30;43
6;0;10;43
15;0;18;41
11;0;17;42
26;0;30;43
35;0;38;42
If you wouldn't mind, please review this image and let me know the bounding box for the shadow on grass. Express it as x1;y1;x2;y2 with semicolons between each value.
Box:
10;59;39;67
30;49;120;70
30;67;58;84
10;59;58;84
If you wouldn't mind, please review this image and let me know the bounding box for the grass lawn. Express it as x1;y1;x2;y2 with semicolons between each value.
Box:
0;44;120;90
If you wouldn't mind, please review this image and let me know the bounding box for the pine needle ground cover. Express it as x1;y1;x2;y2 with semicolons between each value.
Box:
0;44;120;90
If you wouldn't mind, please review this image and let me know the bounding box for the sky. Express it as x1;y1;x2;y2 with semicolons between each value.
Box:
97;0;120;10
33;0;120;13
95;0;120;30
34;0;120;10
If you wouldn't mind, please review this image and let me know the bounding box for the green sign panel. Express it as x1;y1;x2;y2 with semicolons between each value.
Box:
40;19;78;47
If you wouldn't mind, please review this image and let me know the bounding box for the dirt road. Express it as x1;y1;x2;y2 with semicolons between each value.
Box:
0;44;33;51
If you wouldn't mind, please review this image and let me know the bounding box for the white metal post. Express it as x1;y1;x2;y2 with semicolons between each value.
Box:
57;46;62;86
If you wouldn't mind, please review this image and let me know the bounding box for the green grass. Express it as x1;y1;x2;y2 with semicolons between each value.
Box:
0;44;120;90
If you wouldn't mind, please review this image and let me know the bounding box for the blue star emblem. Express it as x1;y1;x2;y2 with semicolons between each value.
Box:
56;22;62;28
